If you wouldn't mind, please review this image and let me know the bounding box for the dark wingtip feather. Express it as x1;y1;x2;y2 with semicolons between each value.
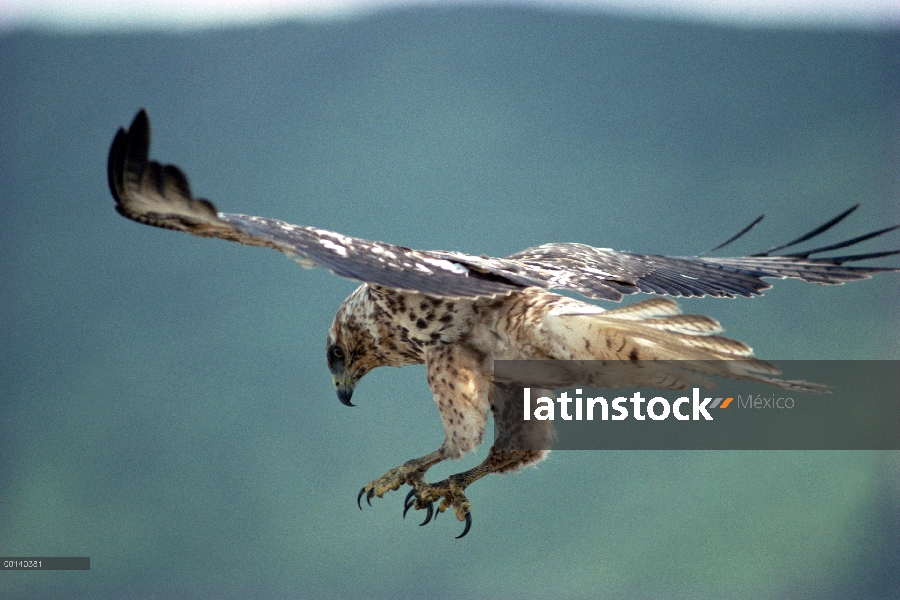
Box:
107;127;126;202
752;204;859;257
699;213;765;255
125;109;151;166
814;249;900;265
784;223;900;258
109;109;151;208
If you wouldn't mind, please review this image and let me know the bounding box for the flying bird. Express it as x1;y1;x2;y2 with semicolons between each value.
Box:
108;109;898;538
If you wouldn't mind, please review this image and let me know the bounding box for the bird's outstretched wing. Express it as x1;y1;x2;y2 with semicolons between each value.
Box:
109;110;541;298
109;109;899;301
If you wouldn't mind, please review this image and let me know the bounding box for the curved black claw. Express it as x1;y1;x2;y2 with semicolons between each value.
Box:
366;488;374;507
402;489;416;519
455;512;472;539
357;487;366;510
418;502;434;526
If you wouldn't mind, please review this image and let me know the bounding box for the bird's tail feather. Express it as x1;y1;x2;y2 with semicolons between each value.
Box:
549;298;827;393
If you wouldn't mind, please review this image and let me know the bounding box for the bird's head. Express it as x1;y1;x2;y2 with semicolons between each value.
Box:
326;285;415;407
325;337;359;407
326;300;374;407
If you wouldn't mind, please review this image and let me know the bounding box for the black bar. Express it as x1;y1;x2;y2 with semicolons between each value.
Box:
1;557;90;570
493;360;900;450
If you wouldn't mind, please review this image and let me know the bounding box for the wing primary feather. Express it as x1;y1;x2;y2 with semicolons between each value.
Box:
107;128;126;200
698;213;765;256
751;204;859;256
782;223;900;258
810;249;900;265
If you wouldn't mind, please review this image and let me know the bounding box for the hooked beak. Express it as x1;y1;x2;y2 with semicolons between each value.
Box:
333;373;355;407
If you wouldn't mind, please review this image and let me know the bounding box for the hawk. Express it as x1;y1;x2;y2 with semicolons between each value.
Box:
109;110;898;538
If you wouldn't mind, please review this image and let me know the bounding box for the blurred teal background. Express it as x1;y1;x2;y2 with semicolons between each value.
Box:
2;7;899;598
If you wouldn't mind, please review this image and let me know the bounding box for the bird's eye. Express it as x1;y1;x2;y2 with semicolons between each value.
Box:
329;345;345;362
